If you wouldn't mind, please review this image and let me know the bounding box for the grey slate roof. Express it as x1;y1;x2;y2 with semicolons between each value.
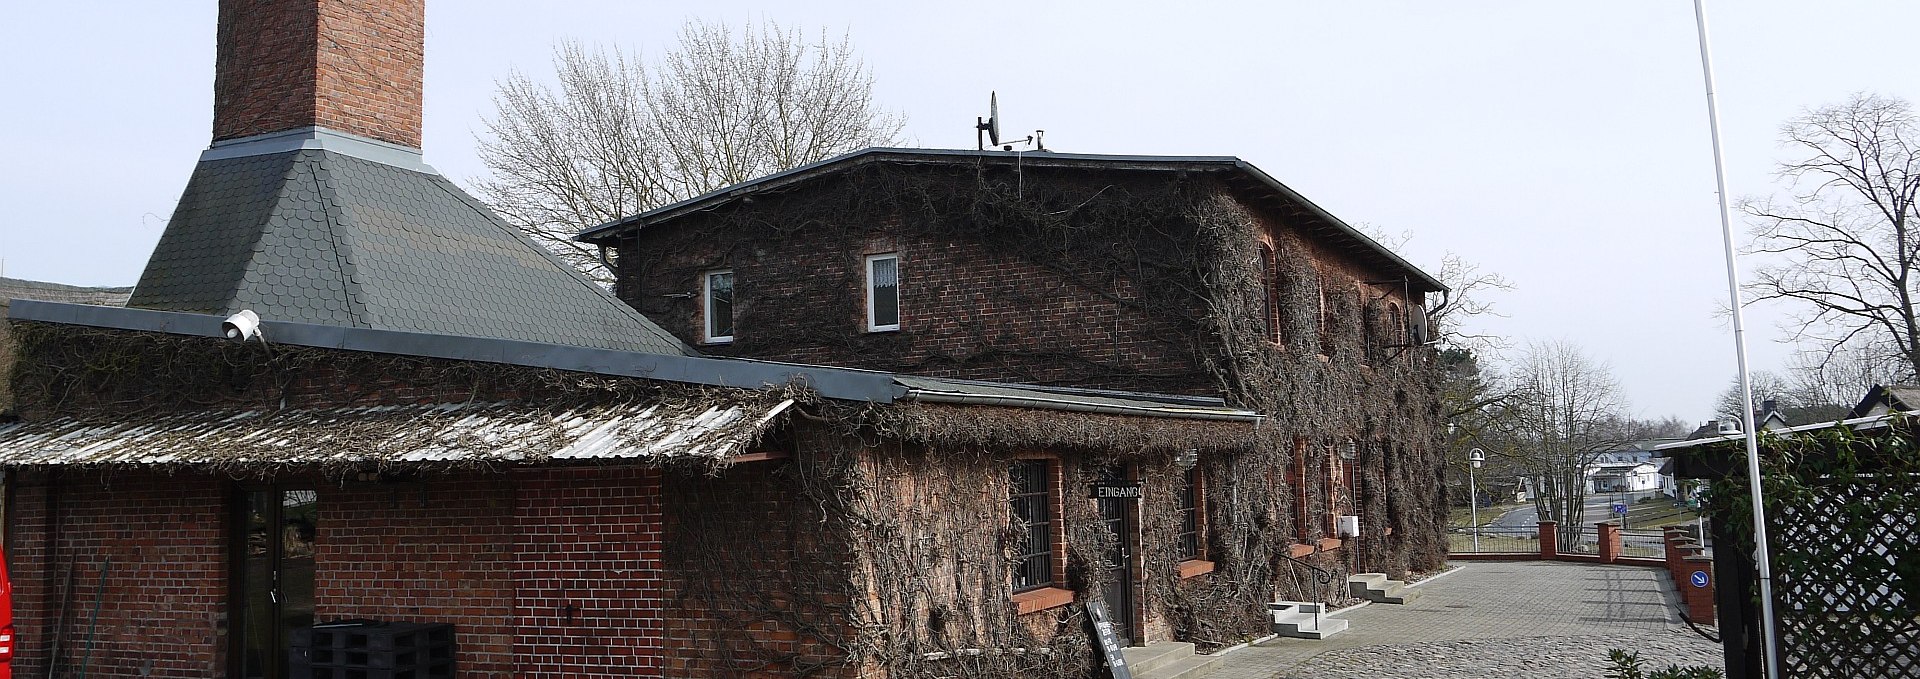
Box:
0;278;133;308
129;149;689;355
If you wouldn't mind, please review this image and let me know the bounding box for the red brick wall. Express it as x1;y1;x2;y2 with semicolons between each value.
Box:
659;461;860;678
317;474;518;676
4;466;675;679
7;470;228;679
511;467;668;677
214;0;425;147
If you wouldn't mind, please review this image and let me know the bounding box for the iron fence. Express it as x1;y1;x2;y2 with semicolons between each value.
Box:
1446;525;1538;554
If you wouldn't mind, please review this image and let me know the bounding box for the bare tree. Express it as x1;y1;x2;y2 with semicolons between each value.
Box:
1744;93;1920;379
475;20;906;282
1484;340;1630;550
1427;253;1515;353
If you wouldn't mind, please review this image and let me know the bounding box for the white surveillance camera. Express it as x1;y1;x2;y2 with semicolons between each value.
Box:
222;310;261;341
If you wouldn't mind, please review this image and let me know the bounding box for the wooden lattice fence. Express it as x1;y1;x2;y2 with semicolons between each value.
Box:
1768;474;1920;677
1706;422;1920;678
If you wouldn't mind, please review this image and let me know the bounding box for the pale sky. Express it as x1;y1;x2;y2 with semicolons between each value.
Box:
3;2;1915;422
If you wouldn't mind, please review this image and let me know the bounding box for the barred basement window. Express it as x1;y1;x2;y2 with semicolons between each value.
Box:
1177;467;1202;560
866;253;900;332
703;270;734;343
1010;459;1054;591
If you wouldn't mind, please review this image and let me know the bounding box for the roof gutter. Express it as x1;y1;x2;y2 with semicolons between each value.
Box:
8;300;905;404
902;387;1265;423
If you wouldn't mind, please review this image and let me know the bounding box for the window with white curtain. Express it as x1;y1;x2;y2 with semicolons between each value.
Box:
866;253;900;332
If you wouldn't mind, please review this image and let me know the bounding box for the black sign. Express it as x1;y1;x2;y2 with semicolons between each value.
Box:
1090;481;1143;500
1084;599;1134;679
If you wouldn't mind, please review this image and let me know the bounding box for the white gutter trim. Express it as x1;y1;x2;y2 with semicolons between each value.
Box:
1653;413;1895;452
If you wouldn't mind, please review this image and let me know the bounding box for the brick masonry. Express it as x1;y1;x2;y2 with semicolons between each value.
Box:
5;466;675;679
213;0;425;147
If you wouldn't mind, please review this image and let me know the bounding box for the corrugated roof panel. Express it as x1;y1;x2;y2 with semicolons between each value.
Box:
0;395;791;469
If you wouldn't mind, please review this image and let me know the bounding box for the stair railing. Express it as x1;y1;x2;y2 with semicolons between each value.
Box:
1279;554;1335;632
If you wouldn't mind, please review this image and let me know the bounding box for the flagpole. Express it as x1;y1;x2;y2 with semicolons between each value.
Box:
1691;1;1781;676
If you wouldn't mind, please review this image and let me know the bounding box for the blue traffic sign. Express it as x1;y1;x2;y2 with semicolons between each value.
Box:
1690;570;1710;588
1612;503;1628;515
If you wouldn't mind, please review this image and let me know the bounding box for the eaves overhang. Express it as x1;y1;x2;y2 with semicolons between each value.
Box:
7;300;903;404
575;147;1446;293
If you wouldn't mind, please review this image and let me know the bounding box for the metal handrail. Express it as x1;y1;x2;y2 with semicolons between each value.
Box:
1280;554;1336;631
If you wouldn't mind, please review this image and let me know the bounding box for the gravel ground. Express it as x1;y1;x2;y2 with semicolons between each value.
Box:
1272;630;1724;679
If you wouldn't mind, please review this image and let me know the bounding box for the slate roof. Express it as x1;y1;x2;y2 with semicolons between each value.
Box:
129;148;689;355
0;394;793;469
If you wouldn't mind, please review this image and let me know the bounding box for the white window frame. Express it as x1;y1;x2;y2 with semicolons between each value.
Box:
703;269;734;344
865;253;901;332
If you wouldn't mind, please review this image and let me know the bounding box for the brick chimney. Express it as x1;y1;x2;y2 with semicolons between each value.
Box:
213;0;425;148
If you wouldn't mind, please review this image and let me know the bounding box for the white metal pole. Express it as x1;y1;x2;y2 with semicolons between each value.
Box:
1470;463;1481;551
1692;2;1781;676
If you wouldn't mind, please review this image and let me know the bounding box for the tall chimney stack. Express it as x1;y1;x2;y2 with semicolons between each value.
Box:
213;0;425;148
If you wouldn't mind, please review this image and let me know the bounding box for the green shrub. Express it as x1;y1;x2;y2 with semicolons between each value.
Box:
1605;649;1724;679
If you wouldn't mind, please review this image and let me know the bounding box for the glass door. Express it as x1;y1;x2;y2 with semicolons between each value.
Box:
233;488;317;679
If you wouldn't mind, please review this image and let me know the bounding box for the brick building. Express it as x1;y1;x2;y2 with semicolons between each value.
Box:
574;148;1453;668
0;1;1449;678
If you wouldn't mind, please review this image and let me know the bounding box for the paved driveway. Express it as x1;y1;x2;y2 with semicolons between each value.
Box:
1208;561;1723;678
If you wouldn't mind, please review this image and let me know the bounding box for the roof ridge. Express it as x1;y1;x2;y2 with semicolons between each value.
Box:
307;151;375;327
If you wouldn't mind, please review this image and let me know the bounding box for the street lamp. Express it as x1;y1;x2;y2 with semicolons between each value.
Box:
1468;448;1485;552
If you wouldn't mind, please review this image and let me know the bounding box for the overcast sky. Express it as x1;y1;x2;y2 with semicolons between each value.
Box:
3;1;1915;422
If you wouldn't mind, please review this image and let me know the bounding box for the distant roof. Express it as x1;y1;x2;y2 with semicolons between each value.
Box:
1849;384;1920;418
577;147;1445;293
0;395;793;470
0;278;131;308
128;129;689;355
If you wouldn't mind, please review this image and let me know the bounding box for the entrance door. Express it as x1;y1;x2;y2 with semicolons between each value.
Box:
1096;468;1136;646
233;488;318;679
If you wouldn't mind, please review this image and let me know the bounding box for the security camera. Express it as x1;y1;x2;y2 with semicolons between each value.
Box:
222;310;261;341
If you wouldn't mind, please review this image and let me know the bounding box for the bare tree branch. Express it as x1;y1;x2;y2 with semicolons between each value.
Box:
472;21;905;283
1742;93;1920;380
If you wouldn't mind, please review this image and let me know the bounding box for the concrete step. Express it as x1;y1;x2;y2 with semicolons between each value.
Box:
1267;600;1348;639
1122;641;1194;677
1348;572;1420;604
1377;583;1423;605
1144;652;1224;679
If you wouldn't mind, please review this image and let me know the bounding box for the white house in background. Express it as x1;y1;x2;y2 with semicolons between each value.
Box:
1588;460;1664;493
1584;442;1680;495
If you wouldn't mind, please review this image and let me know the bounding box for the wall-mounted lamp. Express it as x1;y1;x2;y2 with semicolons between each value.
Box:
1468;448;1485;469
1175;449;1200;470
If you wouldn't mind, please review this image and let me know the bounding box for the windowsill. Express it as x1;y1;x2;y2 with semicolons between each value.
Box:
866;327;901;333
703;338;734;346
1178;559;1215;579
1286;543;1316;558
1012;586;1074;615
1316;537;1343;552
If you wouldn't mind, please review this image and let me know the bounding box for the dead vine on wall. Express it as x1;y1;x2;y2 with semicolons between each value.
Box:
624;163;1448;675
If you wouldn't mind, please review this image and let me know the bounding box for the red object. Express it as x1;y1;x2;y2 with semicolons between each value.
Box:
0;543;13;679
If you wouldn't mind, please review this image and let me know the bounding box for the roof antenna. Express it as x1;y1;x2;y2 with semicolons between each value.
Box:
975;92;1046;152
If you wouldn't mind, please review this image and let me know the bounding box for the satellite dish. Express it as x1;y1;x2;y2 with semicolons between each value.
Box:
976;91;1002;150
988;92;1001;146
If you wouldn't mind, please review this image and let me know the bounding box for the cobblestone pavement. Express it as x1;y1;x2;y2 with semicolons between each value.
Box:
1207;561;1725;679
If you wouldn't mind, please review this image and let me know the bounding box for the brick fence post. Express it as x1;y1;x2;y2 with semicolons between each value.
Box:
1680;554;1717;625
1538;521;1558;560
1596;521;1620;563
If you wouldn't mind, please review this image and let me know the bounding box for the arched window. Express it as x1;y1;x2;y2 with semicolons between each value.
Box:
1317;279;1335;356
1260;244;1281;344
